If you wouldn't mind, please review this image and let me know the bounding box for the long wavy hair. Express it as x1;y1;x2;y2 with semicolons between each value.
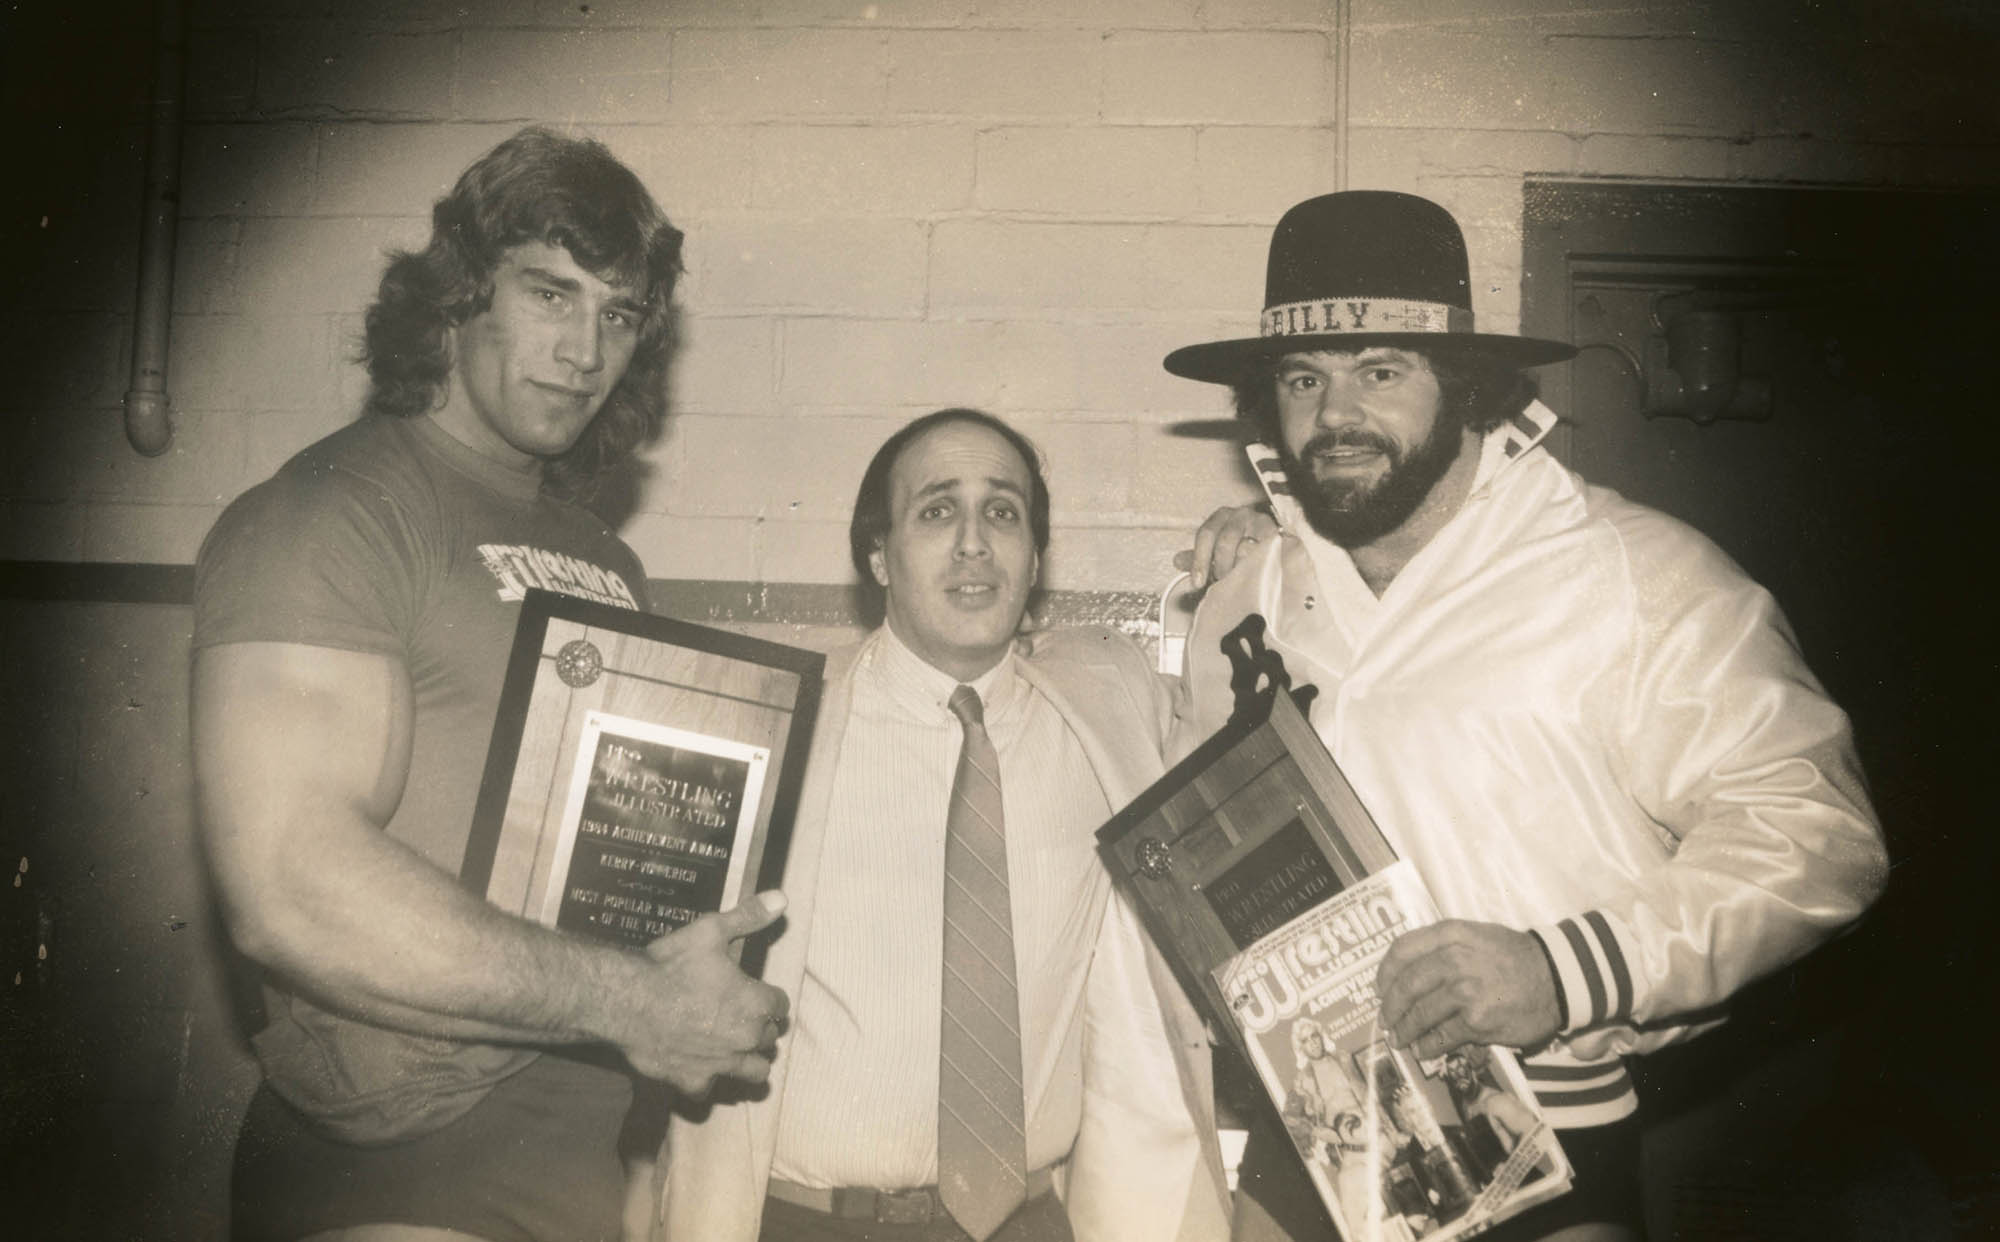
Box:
1290;1017;1331;1063
362;127;683;496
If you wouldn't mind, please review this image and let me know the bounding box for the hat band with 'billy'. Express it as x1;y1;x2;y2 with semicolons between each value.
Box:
1261;297;1475;339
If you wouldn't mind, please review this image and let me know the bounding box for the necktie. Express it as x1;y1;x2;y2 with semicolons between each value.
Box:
938;684;1028;1239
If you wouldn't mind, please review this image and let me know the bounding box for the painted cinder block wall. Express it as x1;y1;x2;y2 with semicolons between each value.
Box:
4;2;1995;1238
12;0;1993;584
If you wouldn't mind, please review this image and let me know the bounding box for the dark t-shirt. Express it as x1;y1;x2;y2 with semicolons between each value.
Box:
193;413;648;1142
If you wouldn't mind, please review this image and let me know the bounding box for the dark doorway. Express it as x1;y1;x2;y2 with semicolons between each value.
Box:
1524;181;1998;1239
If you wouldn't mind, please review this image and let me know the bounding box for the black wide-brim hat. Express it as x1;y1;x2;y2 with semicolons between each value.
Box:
1163;191;1577;385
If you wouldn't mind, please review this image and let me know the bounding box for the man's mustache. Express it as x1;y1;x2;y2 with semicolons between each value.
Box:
1295;429;1398;461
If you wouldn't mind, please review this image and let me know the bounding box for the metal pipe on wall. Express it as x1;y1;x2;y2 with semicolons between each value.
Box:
1332;0;1350;192
123;0;188;457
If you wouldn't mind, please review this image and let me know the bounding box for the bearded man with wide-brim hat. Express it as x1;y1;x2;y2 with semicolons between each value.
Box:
1164;191;1888;1242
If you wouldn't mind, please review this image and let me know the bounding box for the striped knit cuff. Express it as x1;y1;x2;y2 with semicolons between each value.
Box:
1521;1057;1639;1129
1529;912;1635;1034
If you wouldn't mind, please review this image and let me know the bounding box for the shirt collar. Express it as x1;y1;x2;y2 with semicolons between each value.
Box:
1469;398;1559;495
1253;399;1560;541
409;413;545;504
867;623;1022;723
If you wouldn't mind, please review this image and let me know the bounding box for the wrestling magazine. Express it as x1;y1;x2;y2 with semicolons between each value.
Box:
1215;862;1573;1241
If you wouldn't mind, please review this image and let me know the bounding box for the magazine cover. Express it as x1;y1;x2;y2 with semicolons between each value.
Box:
1215;861;1572;1241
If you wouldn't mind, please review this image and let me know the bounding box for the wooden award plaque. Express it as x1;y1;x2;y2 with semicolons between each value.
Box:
1097;617;1397;1047
461;589;823;972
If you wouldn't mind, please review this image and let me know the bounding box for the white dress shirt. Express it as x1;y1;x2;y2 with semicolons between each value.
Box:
771;626;1113;1187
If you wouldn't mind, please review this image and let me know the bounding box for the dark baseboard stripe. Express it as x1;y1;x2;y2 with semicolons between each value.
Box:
1;562;1163;634
656;579;1161;634
1;561;195;605
651;580;868;628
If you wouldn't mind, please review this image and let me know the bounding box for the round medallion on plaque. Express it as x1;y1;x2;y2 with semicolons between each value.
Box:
555;639;603;688
1136;836;1173;879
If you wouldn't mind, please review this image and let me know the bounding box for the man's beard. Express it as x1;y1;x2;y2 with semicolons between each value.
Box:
1281;402;1466;547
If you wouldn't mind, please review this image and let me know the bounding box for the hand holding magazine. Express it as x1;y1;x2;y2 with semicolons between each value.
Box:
1215;862;1569;1241
1099;630;1571;1240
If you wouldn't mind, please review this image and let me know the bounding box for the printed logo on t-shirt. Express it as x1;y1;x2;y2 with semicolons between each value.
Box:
477;544;639;609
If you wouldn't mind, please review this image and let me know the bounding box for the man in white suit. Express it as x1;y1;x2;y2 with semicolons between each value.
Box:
658;408;1230;1242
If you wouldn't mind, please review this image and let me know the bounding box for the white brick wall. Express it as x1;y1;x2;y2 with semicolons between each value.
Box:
1104;31;1335;125
977;128;1201;216
6;0;1995;582
257;27;458;117
674;29;892;119
883;31;1104;117
752;126;974;213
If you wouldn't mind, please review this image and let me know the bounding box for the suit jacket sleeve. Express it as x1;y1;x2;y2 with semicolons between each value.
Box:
1032;629;1229;1242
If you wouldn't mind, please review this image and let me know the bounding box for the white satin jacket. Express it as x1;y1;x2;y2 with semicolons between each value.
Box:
1173;404;1888;1128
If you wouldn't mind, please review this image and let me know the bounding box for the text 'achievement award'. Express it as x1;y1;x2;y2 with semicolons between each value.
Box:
462;590;822;970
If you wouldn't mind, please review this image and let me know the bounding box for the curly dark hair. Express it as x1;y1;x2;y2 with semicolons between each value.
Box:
848;408;1052;614
1229;346;1536;446
361;127;683;496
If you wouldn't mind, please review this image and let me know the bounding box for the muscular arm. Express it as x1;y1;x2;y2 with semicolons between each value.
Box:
192;640;789;1093
1539;553;1889;1036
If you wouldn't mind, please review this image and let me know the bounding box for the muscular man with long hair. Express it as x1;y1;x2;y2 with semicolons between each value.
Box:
193;128;787;1242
